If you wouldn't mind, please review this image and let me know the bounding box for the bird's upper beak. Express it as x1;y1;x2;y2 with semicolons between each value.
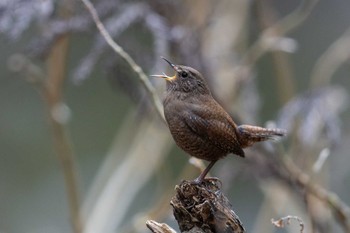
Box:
150;57;179;82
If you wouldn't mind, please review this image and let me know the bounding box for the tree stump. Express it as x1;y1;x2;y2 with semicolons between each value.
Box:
147;179;245;233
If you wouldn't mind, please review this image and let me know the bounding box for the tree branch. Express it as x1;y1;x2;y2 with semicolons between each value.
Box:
80;0;164;120
240;0;319;69
283;158;350;232
44;35;83;233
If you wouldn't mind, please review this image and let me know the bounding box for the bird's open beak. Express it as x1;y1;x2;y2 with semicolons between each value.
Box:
161;57;177;69
150;57;178;82
150;73;176;82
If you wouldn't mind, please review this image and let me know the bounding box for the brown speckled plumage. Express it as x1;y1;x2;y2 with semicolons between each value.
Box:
154;58;286;182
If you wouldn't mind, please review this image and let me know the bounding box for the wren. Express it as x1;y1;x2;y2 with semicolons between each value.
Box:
152;57;286;183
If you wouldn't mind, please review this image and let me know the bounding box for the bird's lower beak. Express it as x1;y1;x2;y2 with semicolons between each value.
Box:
150;57;179;81
150;73;177;82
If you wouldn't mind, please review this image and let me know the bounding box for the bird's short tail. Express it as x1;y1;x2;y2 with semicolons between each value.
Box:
237;124;286;148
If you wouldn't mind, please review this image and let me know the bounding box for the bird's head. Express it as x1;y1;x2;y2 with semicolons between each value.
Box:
151;57;210;95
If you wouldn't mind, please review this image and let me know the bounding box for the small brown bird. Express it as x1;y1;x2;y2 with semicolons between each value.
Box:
152;57;286;183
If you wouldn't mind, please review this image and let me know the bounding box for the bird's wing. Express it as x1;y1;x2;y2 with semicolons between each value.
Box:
183;103;245;157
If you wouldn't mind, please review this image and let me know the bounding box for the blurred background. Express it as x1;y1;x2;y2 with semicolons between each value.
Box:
1;0;350;233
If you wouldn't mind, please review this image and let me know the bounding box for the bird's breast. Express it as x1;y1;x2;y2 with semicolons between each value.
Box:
163;100;228;161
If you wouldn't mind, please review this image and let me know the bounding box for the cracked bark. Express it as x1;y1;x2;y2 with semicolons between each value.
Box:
147;179;245;233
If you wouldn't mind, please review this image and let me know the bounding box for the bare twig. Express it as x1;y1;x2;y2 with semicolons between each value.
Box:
10;39;83;233
10;1;84;232
44;36;83;233
310;27;350;88
239;0;319;69
284;158;350;232
146;220;177;233
82;117;173;233
73;3;148;83
255;0;296;104
38;1;84;231
80;0;164;120
271;215;305;233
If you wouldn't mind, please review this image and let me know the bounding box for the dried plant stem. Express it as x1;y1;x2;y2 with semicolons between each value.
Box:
44;36;82;233
8;49;82;232
80;0;164;120
271;215;305;233
255;0;296;104
310;26;350;88
284;158;350;232
240;0;319;68
146;220;177;233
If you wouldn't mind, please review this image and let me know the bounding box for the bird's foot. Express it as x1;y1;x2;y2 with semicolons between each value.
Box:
205;176;222;184
189;176;223;196
191;176;222;187
191;160;218;185
191;176;203;185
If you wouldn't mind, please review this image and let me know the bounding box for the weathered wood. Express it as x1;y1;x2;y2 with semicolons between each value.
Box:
146;220;177;233
171;179;245;233
147;179;245;233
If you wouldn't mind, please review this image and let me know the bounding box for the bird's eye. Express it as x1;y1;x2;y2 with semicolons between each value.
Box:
181;71;188;78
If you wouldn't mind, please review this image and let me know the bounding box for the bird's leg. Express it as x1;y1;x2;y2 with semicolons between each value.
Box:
193;160;218;184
